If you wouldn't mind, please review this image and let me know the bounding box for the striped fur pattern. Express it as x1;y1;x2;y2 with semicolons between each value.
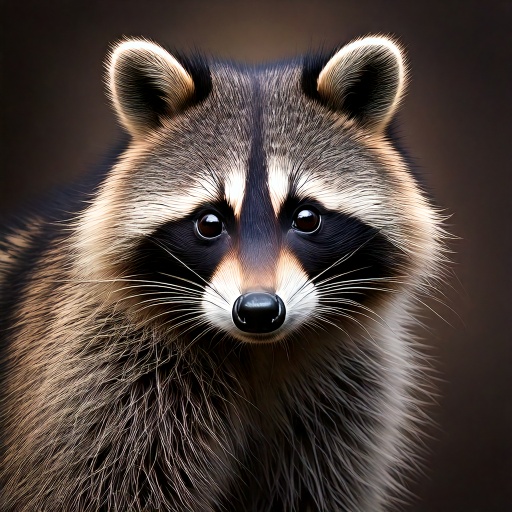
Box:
0;36;449;511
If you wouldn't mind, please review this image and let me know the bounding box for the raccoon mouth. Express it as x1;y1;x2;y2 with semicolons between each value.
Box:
232;292;286;334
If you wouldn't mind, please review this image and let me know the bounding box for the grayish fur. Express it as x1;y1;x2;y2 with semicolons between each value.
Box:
0;37;450;511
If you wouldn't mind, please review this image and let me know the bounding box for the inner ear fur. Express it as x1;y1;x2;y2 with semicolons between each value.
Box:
317;36;407;131
107;38;195;137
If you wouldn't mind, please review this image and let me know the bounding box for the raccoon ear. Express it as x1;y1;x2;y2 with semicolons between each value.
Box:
107;38;195;137
317;36;407;131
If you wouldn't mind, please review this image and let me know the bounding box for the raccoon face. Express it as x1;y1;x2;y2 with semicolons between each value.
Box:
76;37;441;344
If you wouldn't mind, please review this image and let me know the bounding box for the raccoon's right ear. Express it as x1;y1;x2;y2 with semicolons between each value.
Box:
316;36;407;132
107;39;195;138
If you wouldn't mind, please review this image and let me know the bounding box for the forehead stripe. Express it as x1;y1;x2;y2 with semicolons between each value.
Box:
238;75;279;272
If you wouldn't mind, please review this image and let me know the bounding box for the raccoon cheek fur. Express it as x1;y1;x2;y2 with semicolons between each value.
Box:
0;35;450;511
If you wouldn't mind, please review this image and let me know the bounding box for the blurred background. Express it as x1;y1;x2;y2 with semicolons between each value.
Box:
1;1;511;510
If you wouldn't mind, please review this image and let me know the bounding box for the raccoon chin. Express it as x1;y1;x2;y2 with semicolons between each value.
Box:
230;331;286;345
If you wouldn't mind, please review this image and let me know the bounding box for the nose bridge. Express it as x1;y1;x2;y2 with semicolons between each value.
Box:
237;74;280;291
238;198;280;291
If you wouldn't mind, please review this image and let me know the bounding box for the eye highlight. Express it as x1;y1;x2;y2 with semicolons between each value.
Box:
196;212;224;239
292;207;321;233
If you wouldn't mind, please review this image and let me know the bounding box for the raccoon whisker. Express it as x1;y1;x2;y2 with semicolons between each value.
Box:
151;310;211;335
149;237;210;284
116;292;205;307
316;304;386;333
115;294;206;306
296;317;337;343
107;290;205;310
146;304;216;321
149;238;231;306
126;302;207;318
316;291;393;303
157;295;231;311
133;307;205;328
154;273;210;293
114;286;204;298
309;230;385;284
411;281;456;313
416;276;447;296
315;306;367;329
114;280;206;296
314;274;402;289
412;297;452;327
317;285;397;298
317;304;377;332
294;278;393;328
315;290;395;308
420;294;460;325
112;296;205;310
59;275;206;294
317;298;384;319
315;285;395;295
107;281;229;316
136;308;206;326
287;229;387;304
324;298;393;330
309;314;355;343
315;296;373;308
285;259;370;307
288;261;372;305
308;319;370;353
313;269;380;290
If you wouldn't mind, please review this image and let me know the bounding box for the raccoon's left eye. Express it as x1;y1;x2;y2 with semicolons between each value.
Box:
292;207;321;233
196;212;224;239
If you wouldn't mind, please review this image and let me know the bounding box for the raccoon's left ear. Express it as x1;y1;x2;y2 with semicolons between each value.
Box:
107;38;196;138
317;36;407;131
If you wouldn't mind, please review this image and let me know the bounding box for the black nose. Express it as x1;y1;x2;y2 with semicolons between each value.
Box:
232;293;286;334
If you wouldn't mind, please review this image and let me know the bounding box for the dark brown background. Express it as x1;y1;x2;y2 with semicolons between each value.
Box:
1;1;511;510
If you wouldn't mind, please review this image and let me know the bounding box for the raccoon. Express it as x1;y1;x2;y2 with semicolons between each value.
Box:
0;36;448;511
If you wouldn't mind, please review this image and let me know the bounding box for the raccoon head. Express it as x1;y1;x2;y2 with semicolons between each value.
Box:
75;36;443;345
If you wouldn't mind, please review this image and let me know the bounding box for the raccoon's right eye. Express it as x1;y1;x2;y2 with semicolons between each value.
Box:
196;212;224;239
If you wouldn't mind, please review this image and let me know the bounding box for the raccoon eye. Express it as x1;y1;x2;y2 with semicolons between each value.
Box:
292;207;321;233
196;212;224;239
